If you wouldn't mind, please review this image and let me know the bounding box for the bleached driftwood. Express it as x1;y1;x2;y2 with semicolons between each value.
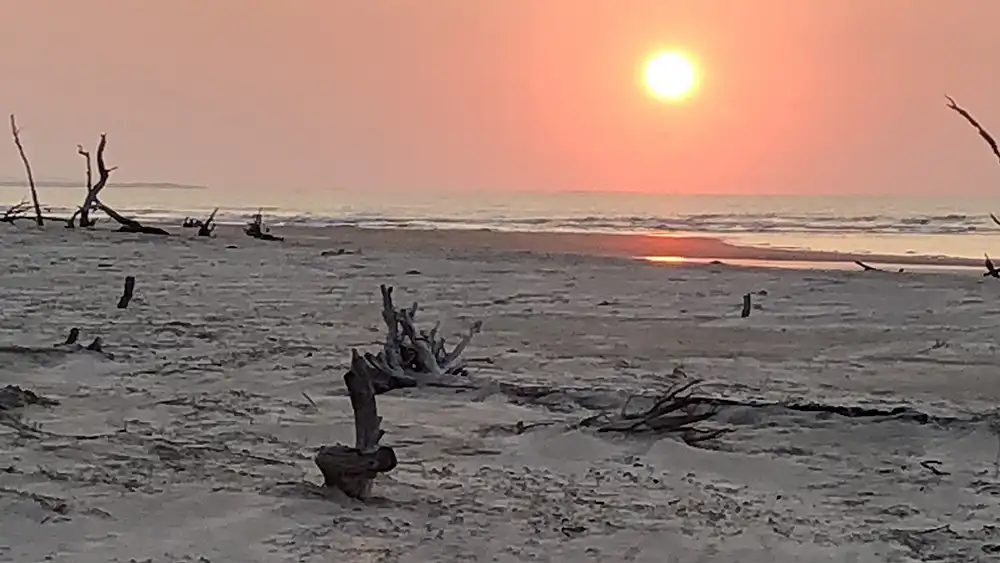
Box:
9;115;44;227
579;379;731;446
354;284;483;394
314;350;398;500
0;200;30;223
245;209;283;241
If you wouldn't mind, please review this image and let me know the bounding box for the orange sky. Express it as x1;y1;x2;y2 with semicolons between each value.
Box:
2;1;1000;197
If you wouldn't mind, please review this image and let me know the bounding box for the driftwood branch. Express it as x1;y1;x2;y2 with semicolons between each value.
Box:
0;200;30;223
0;328;112;359
579;379;731;446
245;209;283;241
353;285;483;394
314;349;397;500
985;254;999;278
946;95;1000;167
198;208;218;237
9;115;43;227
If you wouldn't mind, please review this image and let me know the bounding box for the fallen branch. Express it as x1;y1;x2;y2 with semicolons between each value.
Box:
9;115;44;226
579;379;732;446
314;350;398;500
0;200;30;223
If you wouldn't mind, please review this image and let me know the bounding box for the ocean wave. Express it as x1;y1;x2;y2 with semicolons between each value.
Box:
13;204;999;237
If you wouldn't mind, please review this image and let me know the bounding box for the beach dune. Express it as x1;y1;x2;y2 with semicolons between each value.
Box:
2;224;1000;562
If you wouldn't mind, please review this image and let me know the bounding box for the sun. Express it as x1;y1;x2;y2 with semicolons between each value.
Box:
643;51;698;101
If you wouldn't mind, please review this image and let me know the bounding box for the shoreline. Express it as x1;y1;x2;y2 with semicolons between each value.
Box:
1;219;985;271
232;224;986;271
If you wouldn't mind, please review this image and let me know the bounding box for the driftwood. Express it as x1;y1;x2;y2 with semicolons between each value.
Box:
9;115;44;227
245;209;283;241
945;97;1000;230
0;200;30;223
985;254;1000;278
71;134;169;235
118;276;136;309
0;385;59;411
353;285;483;394
314;350;398;500
198;208;218;237
73;138;114;229
0;328;110;358
578;379;731;445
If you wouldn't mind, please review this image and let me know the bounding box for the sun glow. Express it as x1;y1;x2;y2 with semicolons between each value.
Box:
642;51;698;101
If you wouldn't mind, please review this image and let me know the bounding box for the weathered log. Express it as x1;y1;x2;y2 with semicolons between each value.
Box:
9;115;44;227
118;275;136;309
314;349;397;500
197;208;218;237
244;209;283;241
96;199;170;235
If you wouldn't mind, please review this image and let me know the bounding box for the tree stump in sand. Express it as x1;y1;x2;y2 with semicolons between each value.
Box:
314;350;398;500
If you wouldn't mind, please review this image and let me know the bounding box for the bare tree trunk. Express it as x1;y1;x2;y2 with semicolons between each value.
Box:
9;115;43;227
76;144;95;227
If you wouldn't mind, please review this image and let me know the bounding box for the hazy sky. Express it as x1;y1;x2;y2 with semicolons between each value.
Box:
2;1;1000;198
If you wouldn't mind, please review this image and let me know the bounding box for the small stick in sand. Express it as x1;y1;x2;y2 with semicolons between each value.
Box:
741;293;752;318
9;115;44;227
854;260;883;272
301;391;317;408
117;276;136;309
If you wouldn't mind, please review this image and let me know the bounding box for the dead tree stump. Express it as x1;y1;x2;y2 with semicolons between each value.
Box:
314;350;397;500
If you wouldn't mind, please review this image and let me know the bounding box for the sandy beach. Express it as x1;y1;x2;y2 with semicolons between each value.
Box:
3;224;1000;562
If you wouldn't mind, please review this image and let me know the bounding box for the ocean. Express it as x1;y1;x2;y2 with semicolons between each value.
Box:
3;185;1000;262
